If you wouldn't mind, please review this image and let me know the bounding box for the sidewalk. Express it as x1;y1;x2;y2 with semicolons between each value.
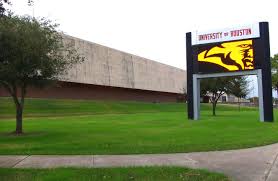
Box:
1;143;278;181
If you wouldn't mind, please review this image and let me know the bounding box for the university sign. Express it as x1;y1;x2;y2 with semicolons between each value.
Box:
186;22;273;122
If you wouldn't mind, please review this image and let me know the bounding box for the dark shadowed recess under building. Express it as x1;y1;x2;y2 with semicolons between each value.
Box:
0;81;185;102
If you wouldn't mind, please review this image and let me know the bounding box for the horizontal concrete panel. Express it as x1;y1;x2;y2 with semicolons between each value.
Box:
62;35;186;93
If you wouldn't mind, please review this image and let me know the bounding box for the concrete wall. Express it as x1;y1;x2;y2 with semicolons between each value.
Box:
63;35;186;94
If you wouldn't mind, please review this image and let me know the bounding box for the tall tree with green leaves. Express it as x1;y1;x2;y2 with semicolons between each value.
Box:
271;54;278;96
0;14;84;134
201;77;234;116
229;76;249;111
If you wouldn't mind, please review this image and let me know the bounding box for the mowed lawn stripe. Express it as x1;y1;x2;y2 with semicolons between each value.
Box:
0;97;187;118
0;98;277;155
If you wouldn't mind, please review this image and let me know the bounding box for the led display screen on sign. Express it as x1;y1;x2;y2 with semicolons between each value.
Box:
191;24;261;74
196;39;254;73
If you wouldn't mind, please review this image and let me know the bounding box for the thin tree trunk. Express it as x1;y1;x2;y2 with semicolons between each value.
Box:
212;101;216;116
15;104;23;134
14;84;26;135
238;98;240;111
1;81;26;135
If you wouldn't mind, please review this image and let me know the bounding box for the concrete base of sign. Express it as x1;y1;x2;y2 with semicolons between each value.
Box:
193;69;264;121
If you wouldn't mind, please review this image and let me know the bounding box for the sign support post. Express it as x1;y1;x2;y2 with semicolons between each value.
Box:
259;22;273;122
193;74;200;120
257;69;264;121
186;32;194;120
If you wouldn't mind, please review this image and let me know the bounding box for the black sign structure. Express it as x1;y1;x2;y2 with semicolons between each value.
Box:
186;22;273;122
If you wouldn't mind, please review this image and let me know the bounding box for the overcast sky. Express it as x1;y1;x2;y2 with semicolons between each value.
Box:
9;0;278;97
10;0;278;69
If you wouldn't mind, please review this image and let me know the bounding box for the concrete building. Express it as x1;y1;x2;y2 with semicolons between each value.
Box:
0;35;187;102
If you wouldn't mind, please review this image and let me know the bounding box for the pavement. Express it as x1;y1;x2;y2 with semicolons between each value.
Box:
1;143;278;181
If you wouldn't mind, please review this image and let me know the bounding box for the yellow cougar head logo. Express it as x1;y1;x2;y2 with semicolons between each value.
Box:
198;40;254;71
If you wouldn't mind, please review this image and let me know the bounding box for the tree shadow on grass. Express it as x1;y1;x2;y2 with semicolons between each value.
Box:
0;131;47;137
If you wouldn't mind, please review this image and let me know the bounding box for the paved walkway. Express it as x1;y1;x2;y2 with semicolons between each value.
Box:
2;143;278;181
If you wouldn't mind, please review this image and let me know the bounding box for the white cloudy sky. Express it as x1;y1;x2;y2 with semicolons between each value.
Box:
9;0;278;97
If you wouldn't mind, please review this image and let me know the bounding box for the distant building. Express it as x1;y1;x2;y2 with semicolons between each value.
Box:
222;94;250;103
202;93;250;103
0;35;187;102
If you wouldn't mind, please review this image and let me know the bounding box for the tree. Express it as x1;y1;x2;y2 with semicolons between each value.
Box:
201;77;234;116
229;76;249;111
0;0;34;16
271;54;278;95
0;14;84;134
0;0;10;16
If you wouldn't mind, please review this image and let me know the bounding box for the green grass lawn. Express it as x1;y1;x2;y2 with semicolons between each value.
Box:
0;97;277;155
0;97;185;118
0;167;230;181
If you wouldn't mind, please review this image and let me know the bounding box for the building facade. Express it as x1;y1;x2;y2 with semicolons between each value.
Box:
0;35;187;102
